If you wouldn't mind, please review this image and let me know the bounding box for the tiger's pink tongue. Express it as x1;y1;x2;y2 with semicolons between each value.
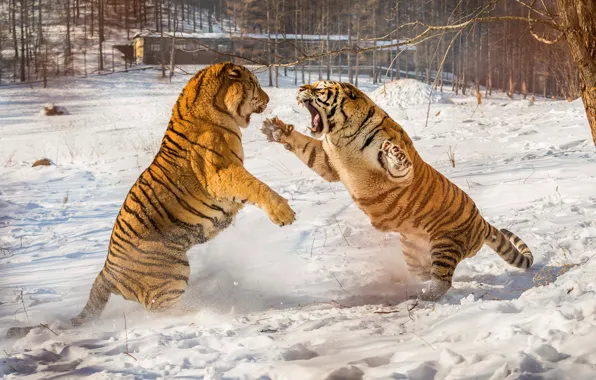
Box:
313;113;321;131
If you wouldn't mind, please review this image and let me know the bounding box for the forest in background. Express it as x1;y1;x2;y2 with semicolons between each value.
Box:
0;0;583;100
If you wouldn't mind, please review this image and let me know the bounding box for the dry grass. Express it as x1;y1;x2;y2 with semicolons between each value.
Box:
533;246;578;287
447;146;456;168
4;151;17;168
123;313;137;361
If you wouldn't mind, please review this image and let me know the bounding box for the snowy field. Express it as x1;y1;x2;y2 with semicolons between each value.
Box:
1;69;596;379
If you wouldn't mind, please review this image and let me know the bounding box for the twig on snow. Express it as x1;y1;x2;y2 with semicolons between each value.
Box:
332;273;351;296
39;324;58;336
123;313;137;361
332;215;350;246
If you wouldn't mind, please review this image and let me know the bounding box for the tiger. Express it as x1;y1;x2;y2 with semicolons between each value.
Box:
261;80;533;301
7;62;295;339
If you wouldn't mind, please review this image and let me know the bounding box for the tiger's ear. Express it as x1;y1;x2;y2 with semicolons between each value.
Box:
228;67;242;80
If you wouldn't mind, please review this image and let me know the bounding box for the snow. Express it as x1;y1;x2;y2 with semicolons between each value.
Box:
1;68;596;379
369;79;451;110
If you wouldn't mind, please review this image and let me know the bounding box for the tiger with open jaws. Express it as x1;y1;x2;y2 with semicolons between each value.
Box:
7;62;295;338
262;81;533;301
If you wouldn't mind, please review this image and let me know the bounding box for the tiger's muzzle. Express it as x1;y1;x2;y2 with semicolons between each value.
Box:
297;85;324;135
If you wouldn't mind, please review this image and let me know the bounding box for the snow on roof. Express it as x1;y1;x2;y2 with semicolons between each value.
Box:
132;31;416;50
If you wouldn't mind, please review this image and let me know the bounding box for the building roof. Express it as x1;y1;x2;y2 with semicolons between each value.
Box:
132;31;416;51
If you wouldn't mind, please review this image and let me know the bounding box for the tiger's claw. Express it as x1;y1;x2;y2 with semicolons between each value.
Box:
380;139;412;170
261;117;294;150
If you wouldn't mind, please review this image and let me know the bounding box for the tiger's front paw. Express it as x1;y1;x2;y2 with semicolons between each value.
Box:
264;194;296;226
261;117;294;150
379;140;413;181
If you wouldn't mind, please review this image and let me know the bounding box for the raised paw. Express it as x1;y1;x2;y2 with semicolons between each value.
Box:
378;140;413;182
265;194;296;226
261;117;294;150
380;140;412;170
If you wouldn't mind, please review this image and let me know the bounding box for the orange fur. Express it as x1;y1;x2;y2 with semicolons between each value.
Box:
263;81;533;301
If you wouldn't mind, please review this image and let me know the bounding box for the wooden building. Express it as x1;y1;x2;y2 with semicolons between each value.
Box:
127;31;416;73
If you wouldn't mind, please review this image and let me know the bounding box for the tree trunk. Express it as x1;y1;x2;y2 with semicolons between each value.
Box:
274;0;279;88
160;22;166;78
347;0;352;84
355;16;360;86
199;0;202;29
294;0;298;85
326;1;330;80
12;0;18;82
557;0;596;144
266;0;272;87
207;4;212;32
169;19;176;81
65;0;72;76
91;0;94;36
19;0;25;82
372;1;377;84
125;0;130;40
318;4;323;81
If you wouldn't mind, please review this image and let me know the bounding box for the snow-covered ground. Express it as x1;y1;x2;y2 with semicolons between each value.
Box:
1;69;595;379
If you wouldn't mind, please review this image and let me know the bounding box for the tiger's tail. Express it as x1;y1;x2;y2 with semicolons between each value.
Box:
484;223;533;270
71;269;113;327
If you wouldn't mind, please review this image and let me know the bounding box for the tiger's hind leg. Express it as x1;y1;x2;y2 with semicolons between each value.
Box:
418;240;464;301
71;269;115;326
144;281;188;311
400;234;431;282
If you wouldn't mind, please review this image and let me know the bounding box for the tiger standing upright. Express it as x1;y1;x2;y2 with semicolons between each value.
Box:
262;81;533;301
7;62;296;338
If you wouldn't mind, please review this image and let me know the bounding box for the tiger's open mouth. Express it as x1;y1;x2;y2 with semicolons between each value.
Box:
302;100;323;134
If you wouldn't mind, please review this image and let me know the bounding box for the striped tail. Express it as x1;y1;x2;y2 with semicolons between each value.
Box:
484;223;533;270
71;269;113;327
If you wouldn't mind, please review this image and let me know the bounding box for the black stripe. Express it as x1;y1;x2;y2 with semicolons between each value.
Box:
432;260;454;269
360;128;382;151
307;149;316;167
147;166;216;223
339;97;348;119
231;149;243;163
163;132;186;151
103;266;141;301
115;219;134;239
191;72;206;105
128;191;163;232
108;256;190;282
302;141;311;154
169;127;224;158
175;100;186;121
122;204;152;231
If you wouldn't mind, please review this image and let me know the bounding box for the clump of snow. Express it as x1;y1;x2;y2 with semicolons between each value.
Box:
369;79;450;108
39;103;68;116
